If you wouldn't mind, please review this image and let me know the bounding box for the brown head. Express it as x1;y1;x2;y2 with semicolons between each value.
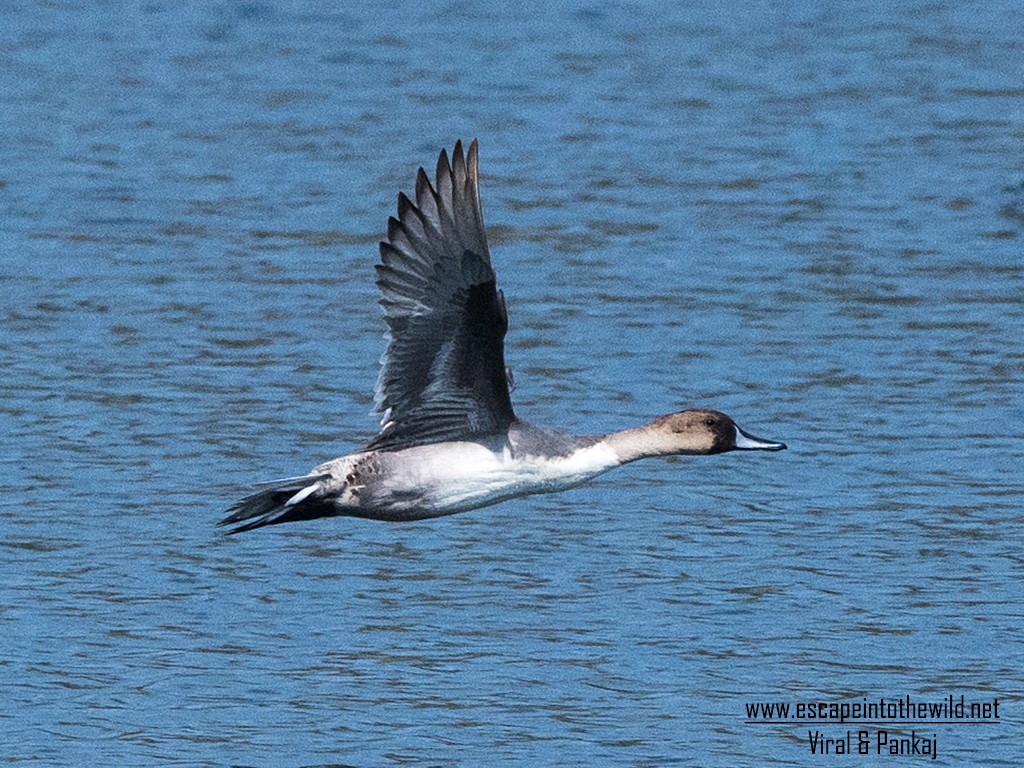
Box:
607;409;786;462
650;409;786;454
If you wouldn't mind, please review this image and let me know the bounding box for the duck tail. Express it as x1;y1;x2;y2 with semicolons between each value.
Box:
218;473;331;534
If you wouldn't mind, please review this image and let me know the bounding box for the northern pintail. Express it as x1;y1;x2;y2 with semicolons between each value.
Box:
220;141;785;533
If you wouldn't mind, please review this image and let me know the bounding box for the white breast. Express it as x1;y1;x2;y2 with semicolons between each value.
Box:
377;441;621;515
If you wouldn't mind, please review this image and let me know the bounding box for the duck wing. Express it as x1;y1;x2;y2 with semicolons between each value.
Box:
367;140;516;451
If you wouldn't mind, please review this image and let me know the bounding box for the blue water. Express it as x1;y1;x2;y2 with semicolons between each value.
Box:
2;2;1023;765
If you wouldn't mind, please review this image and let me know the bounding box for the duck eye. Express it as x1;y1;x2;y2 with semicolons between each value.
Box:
704;417;717;428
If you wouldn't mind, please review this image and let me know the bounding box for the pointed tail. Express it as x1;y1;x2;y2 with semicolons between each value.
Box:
218;473;331;534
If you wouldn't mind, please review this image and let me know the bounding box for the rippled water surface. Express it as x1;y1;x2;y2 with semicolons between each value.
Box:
3;2;1023;765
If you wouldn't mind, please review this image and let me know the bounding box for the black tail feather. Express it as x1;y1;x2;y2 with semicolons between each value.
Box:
219;474;331;534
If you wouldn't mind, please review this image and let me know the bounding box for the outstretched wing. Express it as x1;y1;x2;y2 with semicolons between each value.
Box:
367;140;515;451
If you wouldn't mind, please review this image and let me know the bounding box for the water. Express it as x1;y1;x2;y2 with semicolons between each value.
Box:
2;2;1022;765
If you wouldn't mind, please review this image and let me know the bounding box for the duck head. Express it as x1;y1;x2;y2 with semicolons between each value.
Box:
646;409;787;455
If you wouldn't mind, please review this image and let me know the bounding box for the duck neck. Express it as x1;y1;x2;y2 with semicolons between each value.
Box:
603;422;714;464
602;426;673;464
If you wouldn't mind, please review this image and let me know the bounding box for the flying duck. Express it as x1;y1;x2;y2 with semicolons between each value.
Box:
220;140;785;533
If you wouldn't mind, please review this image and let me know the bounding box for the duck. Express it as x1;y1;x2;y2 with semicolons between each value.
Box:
219;140;786;533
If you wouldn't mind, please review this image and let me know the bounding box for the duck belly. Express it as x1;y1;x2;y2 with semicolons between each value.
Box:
353;441;619;520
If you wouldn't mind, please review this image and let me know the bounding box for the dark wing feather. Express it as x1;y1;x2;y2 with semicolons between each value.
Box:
368;140;515;451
